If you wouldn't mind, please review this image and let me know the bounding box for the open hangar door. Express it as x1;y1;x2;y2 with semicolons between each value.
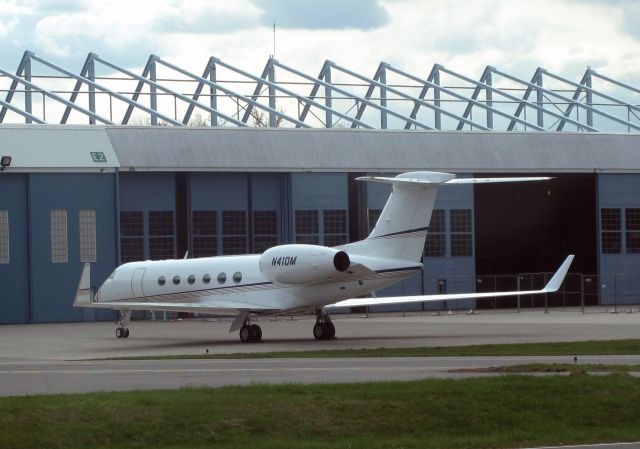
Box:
473;173;597;308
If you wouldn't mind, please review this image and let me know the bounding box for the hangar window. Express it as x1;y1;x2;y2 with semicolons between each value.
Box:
202;274;211;284
158;276;165;286
0;210;8;264
217;272;227;284
120;211;144;263
295;210;319;245
192;210;217;257
187;274;196;284
368;209;382;233
425;209;445;257
233;272;242;283
601;208;621;254
253;210;278;253
222;210;247;255
50;209;68;263
149;211;175;260
450;209;472;257
626;208;640;254
323;209;347;247
79;209;97;263
173;275;180;285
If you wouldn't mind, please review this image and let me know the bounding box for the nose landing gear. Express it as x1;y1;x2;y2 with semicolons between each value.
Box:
115;309;131;339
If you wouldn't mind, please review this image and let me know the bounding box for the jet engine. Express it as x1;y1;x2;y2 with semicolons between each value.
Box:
259;244;350;284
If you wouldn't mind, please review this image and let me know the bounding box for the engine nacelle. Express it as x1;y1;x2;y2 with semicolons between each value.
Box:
259;244;350;284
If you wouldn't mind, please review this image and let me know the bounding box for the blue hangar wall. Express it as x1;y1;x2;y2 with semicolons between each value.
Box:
2;169;640;324
0;172;117;324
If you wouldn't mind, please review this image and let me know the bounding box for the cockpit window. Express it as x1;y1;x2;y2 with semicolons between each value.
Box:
107;270;116;280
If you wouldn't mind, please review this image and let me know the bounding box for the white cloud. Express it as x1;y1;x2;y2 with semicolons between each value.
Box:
0;0;638;91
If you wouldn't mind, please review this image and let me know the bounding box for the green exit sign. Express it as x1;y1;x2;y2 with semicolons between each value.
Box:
90;152;107;163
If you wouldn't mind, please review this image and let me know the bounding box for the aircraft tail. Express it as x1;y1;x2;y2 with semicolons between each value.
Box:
341;172;552;264
342;172;454;263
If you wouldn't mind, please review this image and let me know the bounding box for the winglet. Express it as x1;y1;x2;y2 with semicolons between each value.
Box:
542;255;575;292
73;263;93;307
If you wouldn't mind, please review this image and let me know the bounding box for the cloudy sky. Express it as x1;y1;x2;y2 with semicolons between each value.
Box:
0;0;639;86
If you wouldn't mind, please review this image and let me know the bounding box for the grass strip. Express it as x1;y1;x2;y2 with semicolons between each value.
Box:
1;374;640;449
101;338;640;360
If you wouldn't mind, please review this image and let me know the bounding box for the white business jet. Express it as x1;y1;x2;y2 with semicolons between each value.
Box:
74;171;574;342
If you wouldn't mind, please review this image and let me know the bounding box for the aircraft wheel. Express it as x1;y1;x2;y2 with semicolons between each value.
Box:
115;327;124;338
123;328;130;338
250;324;262;342
313;323;324;340
324;322;335;339
239;325;251;343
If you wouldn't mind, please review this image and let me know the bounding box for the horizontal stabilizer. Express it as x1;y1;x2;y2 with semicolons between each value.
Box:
356;171;455;185
327;255;574;309
444;177;552;184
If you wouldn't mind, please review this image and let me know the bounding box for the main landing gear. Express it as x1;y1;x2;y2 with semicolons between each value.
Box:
313;309;335;340
115;309;130;339
239;317;262;343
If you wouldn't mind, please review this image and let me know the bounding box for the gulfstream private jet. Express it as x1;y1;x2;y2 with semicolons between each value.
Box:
74;171;574;342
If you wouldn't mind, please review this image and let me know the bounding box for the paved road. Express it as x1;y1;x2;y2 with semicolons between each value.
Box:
1;355;639;396
2;310;640;362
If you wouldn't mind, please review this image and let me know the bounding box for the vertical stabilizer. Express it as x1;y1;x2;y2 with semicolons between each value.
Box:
341;172;454;263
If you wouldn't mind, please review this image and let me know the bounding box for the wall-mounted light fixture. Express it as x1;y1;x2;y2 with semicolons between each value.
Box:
0;156;11;171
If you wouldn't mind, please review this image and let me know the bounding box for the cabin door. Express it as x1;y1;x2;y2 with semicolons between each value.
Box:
131;268;146;298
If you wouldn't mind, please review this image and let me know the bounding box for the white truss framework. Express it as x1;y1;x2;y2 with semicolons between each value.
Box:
0;51;639;132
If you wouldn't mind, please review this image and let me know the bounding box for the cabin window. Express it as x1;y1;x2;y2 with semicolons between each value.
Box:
187;274;196;284
0;210;9;264
217;272;227;284
120;211;144;263
50;209;68;263
79;209;97;263
158;276;166;286
202;274;211;284
172;275;180;285
233;272;242;283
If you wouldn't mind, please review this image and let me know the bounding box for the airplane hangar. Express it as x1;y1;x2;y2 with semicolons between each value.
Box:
0;51;639;324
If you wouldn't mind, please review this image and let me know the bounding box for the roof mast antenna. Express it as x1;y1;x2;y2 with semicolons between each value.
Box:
273;19;276;59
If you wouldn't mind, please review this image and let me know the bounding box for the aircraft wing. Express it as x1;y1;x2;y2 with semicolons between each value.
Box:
327;255;574;309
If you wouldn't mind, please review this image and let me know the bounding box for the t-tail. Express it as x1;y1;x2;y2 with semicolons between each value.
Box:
342;171;552;264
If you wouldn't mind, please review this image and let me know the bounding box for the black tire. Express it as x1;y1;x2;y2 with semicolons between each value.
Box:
248;325;258;341
123;328;130;338
313;323;324;340
250;324;262;342
239;325;251;343
324;322;335;339
115;327;123;338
